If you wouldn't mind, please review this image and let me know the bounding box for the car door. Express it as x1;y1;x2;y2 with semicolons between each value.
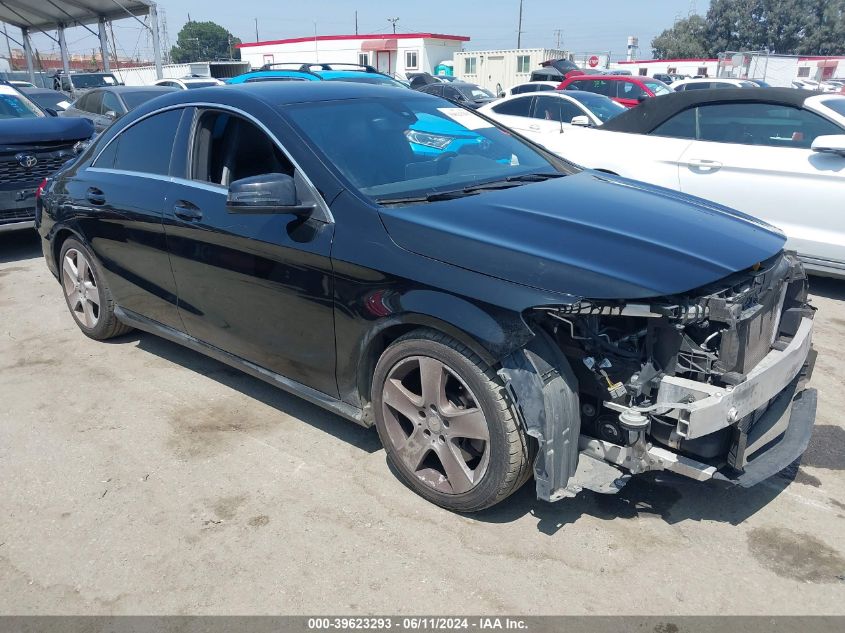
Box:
486;96;535;134
162;107;338;396
677;101;845;267
615;81;647;108
68;106;186;330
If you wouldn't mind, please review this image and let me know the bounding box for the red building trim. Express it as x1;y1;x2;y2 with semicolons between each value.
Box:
237;33;470;49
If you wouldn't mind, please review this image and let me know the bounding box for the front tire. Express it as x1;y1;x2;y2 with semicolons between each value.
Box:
59;237;132;340
372;329;532;512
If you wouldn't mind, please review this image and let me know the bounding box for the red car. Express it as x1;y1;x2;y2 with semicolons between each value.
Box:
557;75;673;108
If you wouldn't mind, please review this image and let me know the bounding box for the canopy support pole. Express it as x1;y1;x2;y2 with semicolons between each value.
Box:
21;26;35;83
57;23;70;80
97;17;111;72
148;3;162;79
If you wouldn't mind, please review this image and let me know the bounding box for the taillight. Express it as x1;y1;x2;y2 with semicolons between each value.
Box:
35;178;47;200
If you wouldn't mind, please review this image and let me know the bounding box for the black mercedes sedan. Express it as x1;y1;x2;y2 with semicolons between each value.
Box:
37;82;817;512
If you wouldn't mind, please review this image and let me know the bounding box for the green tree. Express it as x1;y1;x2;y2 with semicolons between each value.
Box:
650;0;845;58
651;15;709;59
170;20;241;63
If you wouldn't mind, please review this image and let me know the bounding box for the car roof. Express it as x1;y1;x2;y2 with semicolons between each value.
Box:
128;81;422;115
601;87;818;134
565;75;646;82
94;85;176;93
20;87;63;95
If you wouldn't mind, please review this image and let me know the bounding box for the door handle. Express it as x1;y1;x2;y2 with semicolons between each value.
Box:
173;200;202;221
686;158;723;172
86;187;106;205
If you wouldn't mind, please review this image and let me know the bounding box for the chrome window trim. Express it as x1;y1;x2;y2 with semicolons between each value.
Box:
90;101;334;223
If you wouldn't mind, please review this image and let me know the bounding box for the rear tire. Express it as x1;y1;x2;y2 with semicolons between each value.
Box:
372;329;532;512
59;237;132;340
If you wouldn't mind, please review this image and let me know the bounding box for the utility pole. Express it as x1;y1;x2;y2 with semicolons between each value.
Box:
517;0;524;49
388;17;399;34
254;18;259;42
554;29;561;50
355;11;358;35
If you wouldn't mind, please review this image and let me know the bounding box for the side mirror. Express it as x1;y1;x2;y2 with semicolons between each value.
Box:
104;110;119;120
227;173;315;215
637;94;649;103
811;134;845;157
570;115;591;127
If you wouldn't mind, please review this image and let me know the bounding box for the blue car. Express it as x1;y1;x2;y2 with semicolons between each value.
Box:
226;63;409;87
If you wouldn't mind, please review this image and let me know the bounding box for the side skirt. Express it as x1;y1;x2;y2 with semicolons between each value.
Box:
114;307;368;427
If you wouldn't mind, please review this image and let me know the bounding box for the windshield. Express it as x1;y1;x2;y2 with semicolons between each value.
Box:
285;95;565;203
121;90;170;109
821;98;845;117
0;89;45;119
564;91;625;122
643;80;672;95
324;74;407;88
24;90;70;111
70;73;118;89
458;85;495;100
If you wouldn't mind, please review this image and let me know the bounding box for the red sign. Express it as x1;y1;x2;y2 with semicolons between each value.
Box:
588;55;599;68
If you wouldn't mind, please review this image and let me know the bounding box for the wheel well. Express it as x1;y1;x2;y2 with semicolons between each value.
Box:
356;322;497;421
357;324;418;418
51;228;75;270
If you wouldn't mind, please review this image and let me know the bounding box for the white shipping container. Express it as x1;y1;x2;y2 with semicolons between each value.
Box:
454;48;568;95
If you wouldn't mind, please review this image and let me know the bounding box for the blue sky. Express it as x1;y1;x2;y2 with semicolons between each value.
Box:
20;0;709;63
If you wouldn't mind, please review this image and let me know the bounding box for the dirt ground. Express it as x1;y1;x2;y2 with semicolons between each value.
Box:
1;230;843;615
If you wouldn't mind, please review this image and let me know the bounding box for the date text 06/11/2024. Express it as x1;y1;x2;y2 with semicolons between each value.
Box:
306;617;529;630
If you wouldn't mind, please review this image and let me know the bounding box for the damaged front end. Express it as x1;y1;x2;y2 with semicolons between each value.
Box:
500;251;817;502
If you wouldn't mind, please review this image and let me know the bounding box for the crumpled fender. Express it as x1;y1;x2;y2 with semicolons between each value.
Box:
498;330;581;502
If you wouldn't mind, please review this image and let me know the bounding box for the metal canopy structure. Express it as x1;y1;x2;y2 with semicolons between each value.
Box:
0;0;162;82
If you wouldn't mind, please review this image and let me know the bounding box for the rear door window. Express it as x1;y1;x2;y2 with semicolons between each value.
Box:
491;96;534;117
618;81;646;99
568;79;613;97
100;91;122;115
532;96;582;123
95;108;183;174
650;108;697;139
696;102;841;148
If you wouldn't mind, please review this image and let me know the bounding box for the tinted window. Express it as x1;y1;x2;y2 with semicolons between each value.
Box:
121;90;172;110
79;91;102;113
532;96;582;123
492;96;533;117
101;91;122;115
184;81;219;89
191;110;293;186
651;108;697;139
443;86;462;101
98;108;182;174
618;81;646;99
511;84;536;95
697;102;841;148
685;82;712;90
568;79;614;97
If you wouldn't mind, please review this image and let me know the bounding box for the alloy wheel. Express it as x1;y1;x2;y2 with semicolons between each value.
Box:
381;355;490;495
61;248;100;328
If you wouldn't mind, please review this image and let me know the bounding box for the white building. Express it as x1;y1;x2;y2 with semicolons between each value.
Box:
454;48;568;94
716;53;845;86
236;32;469;77
608;58;719;78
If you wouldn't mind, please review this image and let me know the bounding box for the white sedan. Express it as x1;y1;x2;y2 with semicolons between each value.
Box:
672;78;759;91
478;91;626;140
539;88;845;278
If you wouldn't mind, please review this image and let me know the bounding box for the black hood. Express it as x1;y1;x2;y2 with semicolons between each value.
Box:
379;171;786;300
0;116;95;146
